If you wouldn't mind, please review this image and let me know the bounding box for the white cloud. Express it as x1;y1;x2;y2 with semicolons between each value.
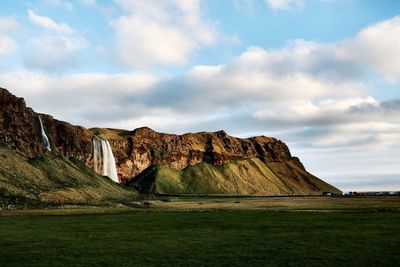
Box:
4;16;400;139
2;15;398;143
292;122;400;150
266;0;304;10
111;0;217;67
253;96;382;125
1;53;398;146
0;17;18;55
24;34;88;71
28;9;73;34
217;16;400;83
336;16;400;82
0;70;159;125
24;10;88;71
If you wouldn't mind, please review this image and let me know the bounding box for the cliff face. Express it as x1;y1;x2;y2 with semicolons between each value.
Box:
0;88;94;165
0;87;299;182
1;87;341;195
93;127;341;195
94;127;303;184
0;88;135;206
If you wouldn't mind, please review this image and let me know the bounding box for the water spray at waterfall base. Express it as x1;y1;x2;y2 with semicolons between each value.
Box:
38;116;51;151
93;137;119;183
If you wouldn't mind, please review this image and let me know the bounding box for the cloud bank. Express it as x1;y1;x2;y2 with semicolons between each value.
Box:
110;0;217;67
23;10;88;71
2;16;400;148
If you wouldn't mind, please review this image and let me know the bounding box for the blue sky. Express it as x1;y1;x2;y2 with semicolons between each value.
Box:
0;0;399;191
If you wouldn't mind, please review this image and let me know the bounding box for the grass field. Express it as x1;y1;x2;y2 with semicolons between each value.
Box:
149;195;400;211
0;197;399;266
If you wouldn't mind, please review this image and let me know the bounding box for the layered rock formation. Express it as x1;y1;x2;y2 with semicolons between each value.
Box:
1;87;341;196
94;127;301;183
0;88;135;206
92;127;341;195
0;88;94;164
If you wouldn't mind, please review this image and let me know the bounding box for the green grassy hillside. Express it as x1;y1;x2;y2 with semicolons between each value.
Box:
0;143;136;208
129;158;341;196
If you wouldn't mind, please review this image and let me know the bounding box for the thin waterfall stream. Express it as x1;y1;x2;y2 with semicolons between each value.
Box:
38;116;51;151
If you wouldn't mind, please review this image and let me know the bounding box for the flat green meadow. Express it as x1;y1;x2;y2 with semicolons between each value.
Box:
0;208;399;266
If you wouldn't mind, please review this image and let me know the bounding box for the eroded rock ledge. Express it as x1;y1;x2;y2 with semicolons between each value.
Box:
96;127;303;183
1;87;310;186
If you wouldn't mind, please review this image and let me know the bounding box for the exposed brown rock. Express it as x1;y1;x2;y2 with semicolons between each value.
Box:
0;87;340;195
100;127;301;184
0;88;94;165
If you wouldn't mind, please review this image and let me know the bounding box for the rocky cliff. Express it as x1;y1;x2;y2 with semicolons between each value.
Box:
0;88;94;164
92;127;302;183
0;87;341;196
92;127;341;195
0;88;135;207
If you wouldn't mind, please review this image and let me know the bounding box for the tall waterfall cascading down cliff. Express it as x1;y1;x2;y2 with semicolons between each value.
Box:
93;137;119;183
38;116;51;151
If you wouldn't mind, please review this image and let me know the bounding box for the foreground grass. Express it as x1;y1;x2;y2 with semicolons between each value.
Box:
0;210;399;266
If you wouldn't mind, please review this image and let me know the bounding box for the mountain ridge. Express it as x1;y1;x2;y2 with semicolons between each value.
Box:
0;87;341;198
96;127;303;182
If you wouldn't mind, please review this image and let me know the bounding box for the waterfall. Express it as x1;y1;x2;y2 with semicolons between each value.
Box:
38;116;51;151
93;138;101;173
92;137;119;183
101;140;109;176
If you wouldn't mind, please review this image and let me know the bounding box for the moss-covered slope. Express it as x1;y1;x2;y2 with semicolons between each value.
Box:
0;144;136;208
128;158;341;196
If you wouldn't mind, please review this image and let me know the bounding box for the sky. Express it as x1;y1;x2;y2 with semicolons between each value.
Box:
0;0;399;191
